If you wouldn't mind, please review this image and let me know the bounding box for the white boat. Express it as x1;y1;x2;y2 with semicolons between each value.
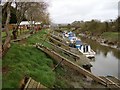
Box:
63;31;69;37
77;44;96;58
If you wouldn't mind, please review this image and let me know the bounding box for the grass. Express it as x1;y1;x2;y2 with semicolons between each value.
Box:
2;29;30;42
101;32;120;42
2;29;55;88
2;31;12;39
27;29;51;48
27;30;47;44
54;66;70;88
2;29;30;37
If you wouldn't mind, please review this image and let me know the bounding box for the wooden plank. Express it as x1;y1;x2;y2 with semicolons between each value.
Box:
24;77;31;90
47;41;91;66
50;34;63;42
23;77;47;89
37;82;40;89
32;80;38;88
47;41;79;59
105;77;120;88
27;79;35;89
99;76;112;84
39;84;47;88
99;76;120;88
49;37;69;50
107;76;120;85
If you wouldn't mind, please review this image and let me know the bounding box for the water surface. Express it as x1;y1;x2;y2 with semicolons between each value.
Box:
80;37;120;78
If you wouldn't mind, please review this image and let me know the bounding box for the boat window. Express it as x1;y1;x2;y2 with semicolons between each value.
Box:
76;40;80;44
83;45;86;52
80;45;82;49
86;45;88;52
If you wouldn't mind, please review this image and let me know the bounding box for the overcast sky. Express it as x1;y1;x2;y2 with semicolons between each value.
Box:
48;0;119;24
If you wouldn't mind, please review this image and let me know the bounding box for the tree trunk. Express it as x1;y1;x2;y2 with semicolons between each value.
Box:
0;6;2;58
14;12;25;38
2;2;11;57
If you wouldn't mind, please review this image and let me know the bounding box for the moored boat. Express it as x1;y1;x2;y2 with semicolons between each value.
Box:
77;44;96;58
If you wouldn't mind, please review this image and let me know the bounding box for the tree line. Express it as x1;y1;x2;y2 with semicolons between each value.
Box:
71;17;120;36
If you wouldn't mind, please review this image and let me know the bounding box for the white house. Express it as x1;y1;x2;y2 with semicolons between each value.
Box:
20;21;42;26
19;21;42;29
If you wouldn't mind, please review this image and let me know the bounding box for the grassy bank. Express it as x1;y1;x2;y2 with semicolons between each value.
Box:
2;30;55;88
101;32;119;42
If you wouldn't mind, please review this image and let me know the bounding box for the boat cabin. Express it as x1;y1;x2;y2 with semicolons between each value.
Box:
75;40;82;48
78;44;96;58
80;44;91;53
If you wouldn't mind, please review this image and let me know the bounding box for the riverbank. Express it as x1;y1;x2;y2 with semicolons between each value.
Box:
3;29;120;88
2;29;99;88
79;32;120;50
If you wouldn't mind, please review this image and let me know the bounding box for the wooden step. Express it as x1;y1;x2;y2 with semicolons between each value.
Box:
107;76;120;86
99;76;120;88
23;77;47;89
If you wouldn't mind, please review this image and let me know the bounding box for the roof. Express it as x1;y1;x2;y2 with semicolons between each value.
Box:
20;21;41;25
20;21;30;25
35;22;41;25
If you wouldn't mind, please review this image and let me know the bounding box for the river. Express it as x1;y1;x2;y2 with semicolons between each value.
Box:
80;36;120;78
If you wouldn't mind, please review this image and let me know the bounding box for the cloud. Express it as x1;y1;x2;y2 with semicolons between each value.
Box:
48;0;119;24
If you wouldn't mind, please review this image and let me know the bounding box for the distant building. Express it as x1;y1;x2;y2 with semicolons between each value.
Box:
20;21;42;26
19;21;42;30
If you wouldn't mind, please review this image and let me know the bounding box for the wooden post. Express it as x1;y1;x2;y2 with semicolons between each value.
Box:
52;58;64;71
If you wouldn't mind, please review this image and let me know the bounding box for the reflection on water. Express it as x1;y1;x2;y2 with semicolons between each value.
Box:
80;37;120;78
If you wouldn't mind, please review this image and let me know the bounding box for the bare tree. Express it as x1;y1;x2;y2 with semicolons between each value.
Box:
2;1;12;57
25;1;49;29
13;2;31;39
42;13;50;25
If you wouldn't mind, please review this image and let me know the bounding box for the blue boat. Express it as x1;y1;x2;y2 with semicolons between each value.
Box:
75;39;82;49
68;32;77;43
68;32;76;37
